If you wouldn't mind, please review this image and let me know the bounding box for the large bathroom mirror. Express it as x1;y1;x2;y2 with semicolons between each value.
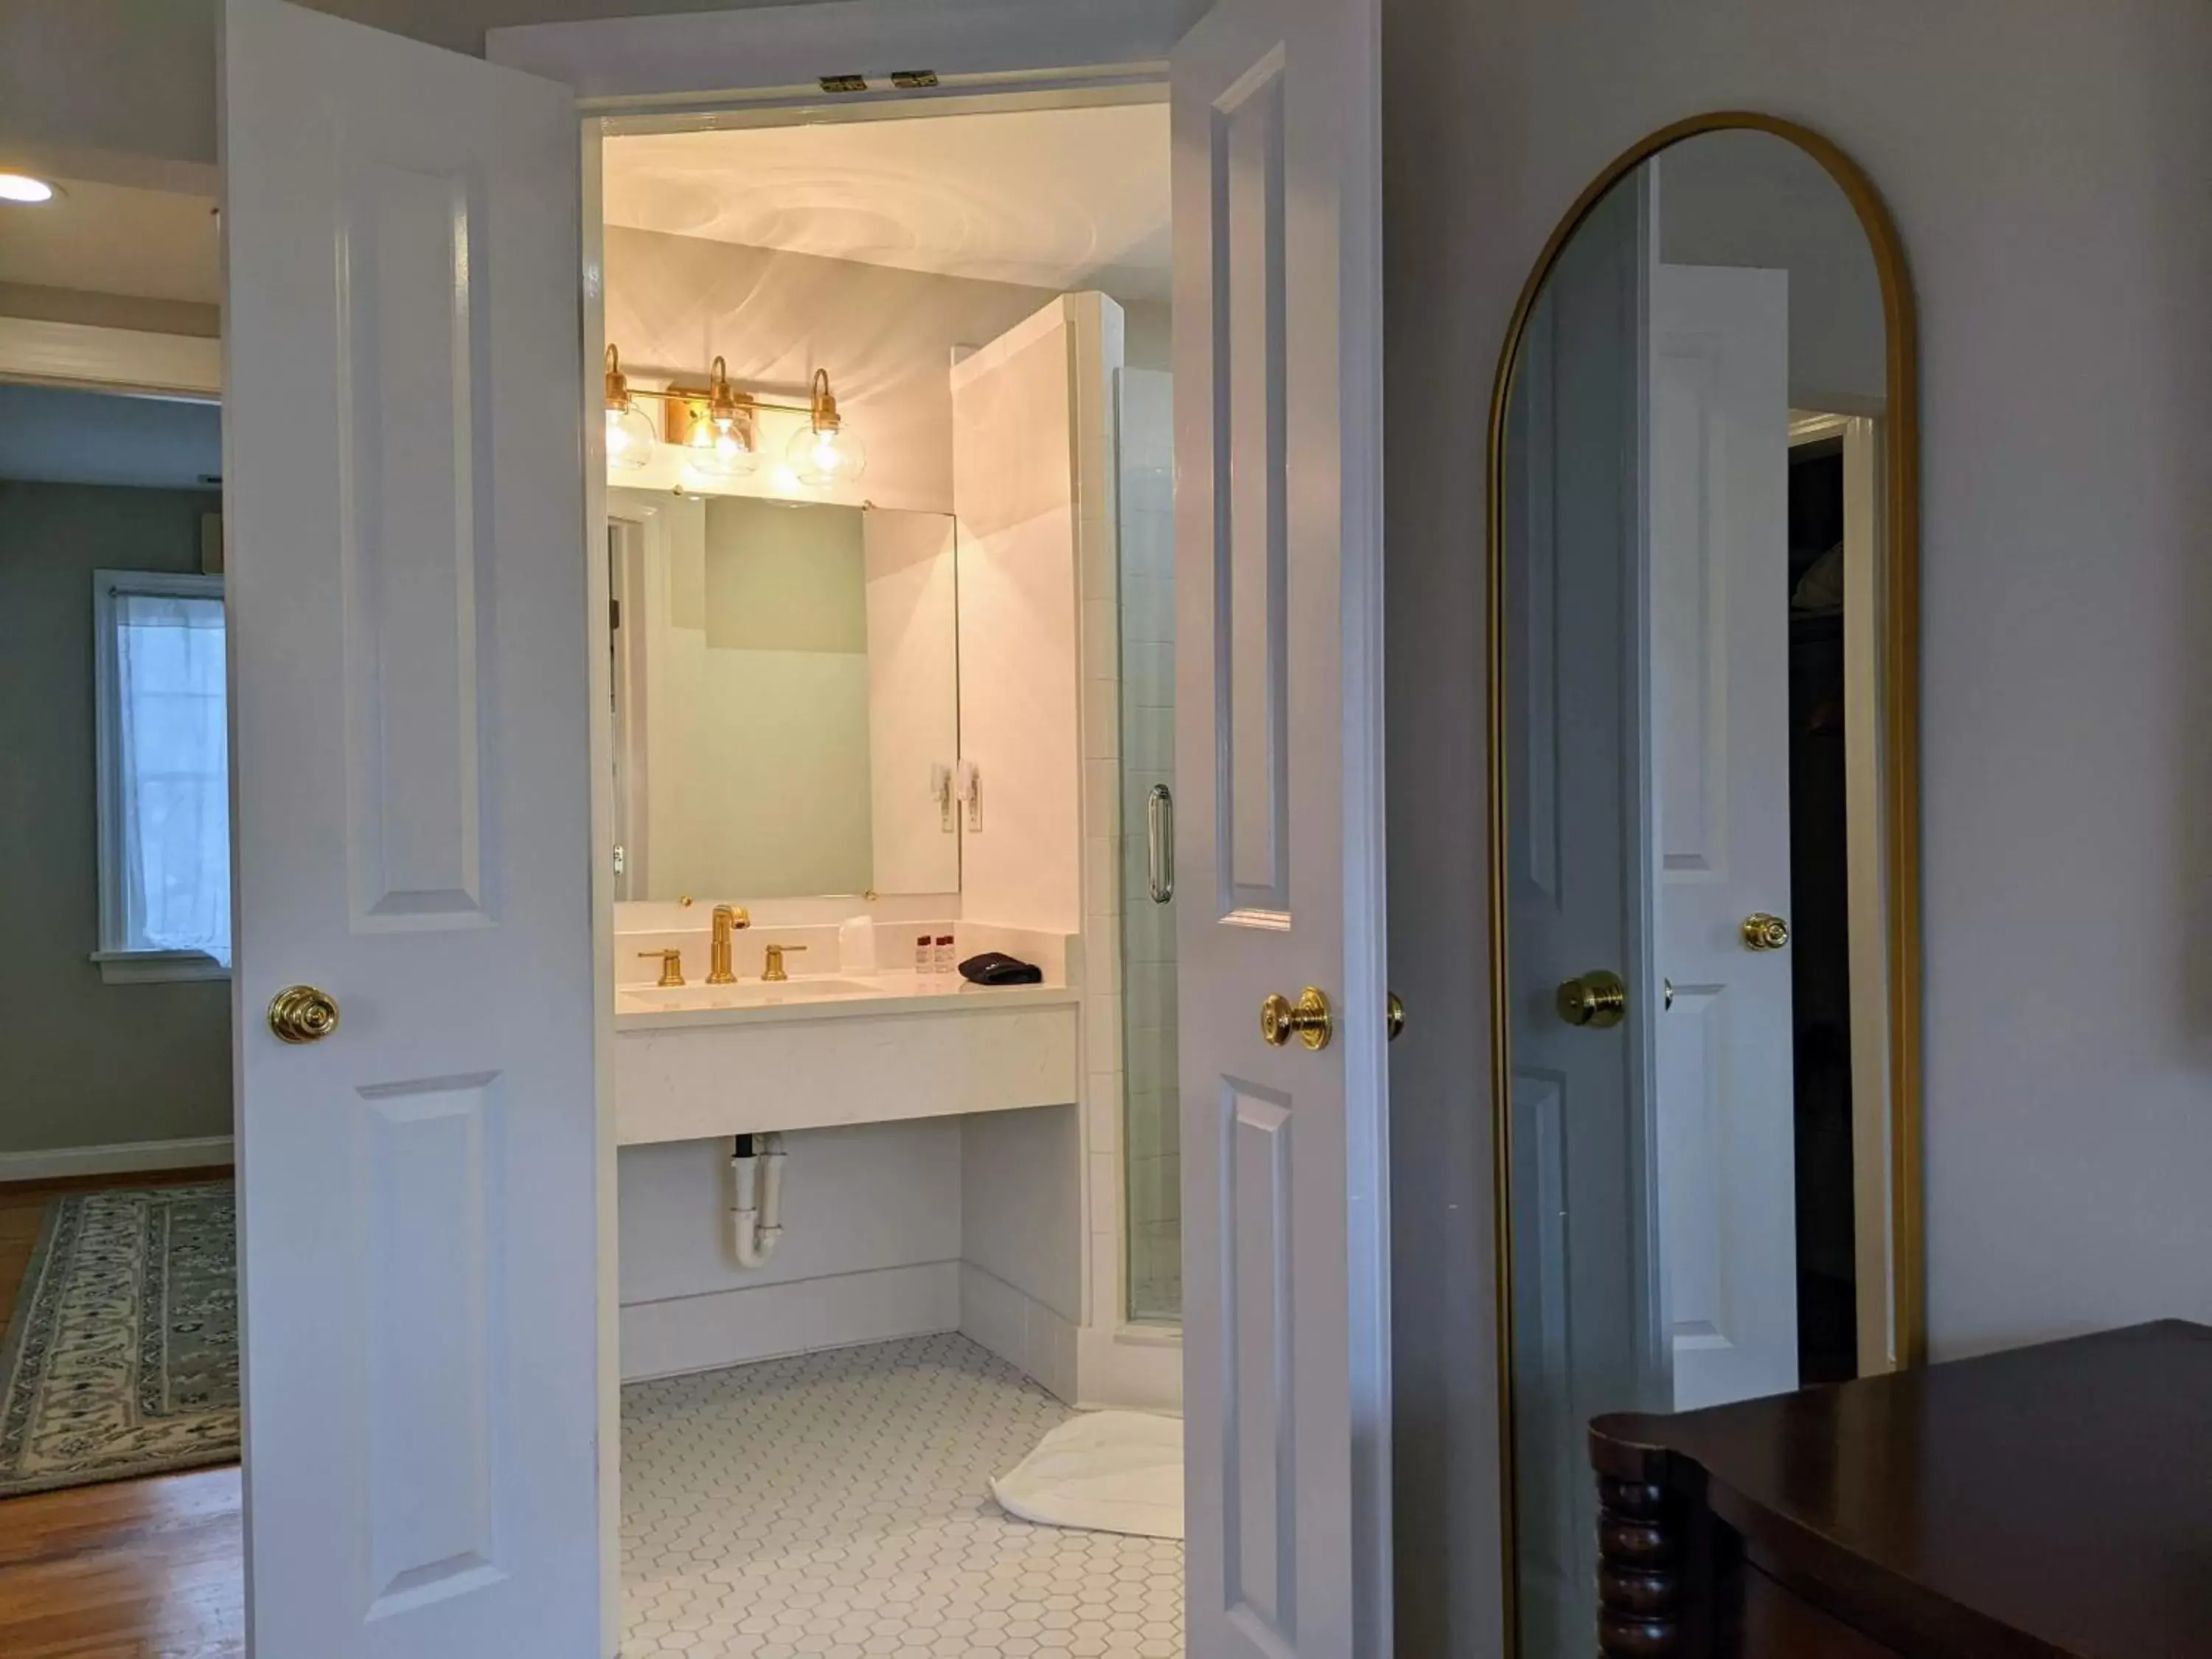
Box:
1487;115;1920;1658
607;490;961;901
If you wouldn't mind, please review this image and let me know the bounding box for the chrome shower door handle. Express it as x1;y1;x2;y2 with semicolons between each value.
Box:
1147;784;1175;903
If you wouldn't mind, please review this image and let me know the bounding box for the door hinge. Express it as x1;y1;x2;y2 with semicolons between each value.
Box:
609;597;621;631
612;844;627;877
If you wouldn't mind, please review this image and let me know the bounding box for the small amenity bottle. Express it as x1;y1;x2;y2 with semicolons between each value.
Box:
914;934;933;975
934;933;956;974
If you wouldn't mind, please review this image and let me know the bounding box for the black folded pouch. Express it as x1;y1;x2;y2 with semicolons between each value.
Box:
958;951;1043;986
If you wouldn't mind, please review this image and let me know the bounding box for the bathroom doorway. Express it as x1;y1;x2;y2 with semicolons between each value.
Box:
592;98;1190;1657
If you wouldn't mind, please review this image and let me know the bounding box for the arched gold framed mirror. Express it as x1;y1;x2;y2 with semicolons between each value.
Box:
1484;113;1921;1658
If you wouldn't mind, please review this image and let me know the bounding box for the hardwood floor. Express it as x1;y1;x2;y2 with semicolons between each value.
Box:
0;1469;243;1658
0;1172;243;1658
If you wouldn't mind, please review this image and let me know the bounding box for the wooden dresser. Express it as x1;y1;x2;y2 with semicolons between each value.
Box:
1587;1320;2212;1657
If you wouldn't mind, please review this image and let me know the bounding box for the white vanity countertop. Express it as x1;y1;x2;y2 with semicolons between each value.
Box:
614;970;1078;1033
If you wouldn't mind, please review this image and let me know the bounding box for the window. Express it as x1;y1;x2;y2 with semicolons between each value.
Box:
93;571;231;983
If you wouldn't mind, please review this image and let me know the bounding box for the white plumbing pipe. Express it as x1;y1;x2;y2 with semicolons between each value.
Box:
728;1134;786;1268
758;1132;786;1256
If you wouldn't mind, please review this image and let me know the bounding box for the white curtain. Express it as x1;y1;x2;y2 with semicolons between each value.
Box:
114;591;231;964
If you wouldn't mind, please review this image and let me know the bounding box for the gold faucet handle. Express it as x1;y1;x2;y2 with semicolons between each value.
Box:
761;942;808;981
637;948;685;987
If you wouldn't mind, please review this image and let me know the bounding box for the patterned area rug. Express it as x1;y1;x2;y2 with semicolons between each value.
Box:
0;1182;239;1498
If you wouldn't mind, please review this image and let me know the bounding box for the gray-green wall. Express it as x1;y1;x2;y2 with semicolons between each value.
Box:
0;481;232;1157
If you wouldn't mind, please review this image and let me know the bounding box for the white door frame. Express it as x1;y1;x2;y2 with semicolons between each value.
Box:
0;317;222;400
488;0;1204;109
490;10;1385;1658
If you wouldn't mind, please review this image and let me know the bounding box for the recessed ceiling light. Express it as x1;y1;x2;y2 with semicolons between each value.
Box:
0;174;58;204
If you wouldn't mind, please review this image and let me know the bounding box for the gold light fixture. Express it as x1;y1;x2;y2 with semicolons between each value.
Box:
668;356;759;479
603;345;655;470
785;368;869;486
602;350;866;490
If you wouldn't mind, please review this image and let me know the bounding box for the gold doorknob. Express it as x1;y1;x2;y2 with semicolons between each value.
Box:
1386;991;1406;1043
267;984;340;1044
1742;913;1790;951
1261;987;1334;1051
1555;970;1627;1029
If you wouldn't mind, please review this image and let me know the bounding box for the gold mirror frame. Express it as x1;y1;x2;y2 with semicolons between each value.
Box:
1482;111;1923;1643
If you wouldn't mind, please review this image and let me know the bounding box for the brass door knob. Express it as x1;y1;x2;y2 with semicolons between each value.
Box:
1386;991;1406;1043
267;984;341;1044
1742;913;1790;951
1261;987;1334;1051
1555;970;1627;1029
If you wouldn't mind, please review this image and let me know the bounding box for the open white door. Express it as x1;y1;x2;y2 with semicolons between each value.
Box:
222;3;602;1654
1500;177;1666;1659
1171;0;1389;1653
1648;261;1798;1410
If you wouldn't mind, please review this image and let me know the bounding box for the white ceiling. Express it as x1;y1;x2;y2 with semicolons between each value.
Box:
0;178;220;305
603;102;1172;302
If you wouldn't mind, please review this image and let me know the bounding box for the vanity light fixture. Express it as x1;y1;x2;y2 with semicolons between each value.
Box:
785;368;869;486
0;174;58;204
602;348;869;490
604;344;656;470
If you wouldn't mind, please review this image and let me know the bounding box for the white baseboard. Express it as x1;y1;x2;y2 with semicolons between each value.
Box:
619;1260;961;1384
959;1261;1079;1402
0;1135;234;1186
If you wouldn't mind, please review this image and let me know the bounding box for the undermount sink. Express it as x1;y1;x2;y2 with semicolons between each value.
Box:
619;975;884;1012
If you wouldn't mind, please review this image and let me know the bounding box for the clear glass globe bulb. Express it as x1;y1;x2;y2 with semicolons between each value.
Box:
709;418;759;476
785;422;867;486
606;404;655;471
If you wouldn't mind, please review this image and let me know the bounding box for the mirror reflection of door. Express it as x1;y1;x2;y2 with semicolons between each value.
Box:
1492;119;1920;1659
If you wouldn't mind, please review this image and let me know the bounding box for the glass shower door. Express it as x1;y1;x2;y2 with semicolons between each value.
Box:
1116;366;1180;1324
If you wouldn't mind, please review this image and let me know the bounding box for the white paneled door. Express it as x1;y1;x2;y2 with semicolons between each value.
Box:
221;2;602;1655
1500;178;1667;1659
1648;262;1798;1411
1171;0;1390;1652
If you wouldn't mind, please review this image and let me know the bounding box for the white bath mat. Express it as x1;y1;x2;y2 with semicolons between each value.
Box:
990;1409;1184;1540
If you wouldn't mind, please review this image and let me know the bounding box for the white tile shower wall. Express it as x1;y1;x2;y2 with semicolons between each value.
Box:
1115;367;1181;1325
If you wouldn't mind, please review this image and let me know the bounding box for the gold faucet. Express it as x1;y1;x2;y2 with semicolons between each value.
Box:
636;947;685;987
761;942;808;982
709;905;751;984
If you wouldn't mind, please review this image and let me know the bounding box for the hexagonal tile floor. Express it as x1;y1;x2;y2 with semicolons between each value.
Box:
622;1332;1185;1657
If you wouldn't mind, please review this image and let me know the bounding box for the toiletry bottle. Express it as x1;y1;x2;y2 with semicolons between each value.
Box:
934;933;956;975
915;934;933;975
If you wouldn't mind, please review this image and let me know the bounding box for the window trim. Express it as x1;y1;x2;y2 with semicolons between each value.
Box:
91;568;230;984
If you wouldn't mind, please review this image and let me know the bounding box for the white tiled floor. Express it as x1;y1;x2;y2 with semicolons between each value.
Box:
622;1332;1186;1658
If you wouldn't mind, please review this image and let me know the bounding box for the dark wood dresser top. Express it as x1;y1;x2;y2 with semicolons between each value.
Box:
1590;1320;2212;1658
